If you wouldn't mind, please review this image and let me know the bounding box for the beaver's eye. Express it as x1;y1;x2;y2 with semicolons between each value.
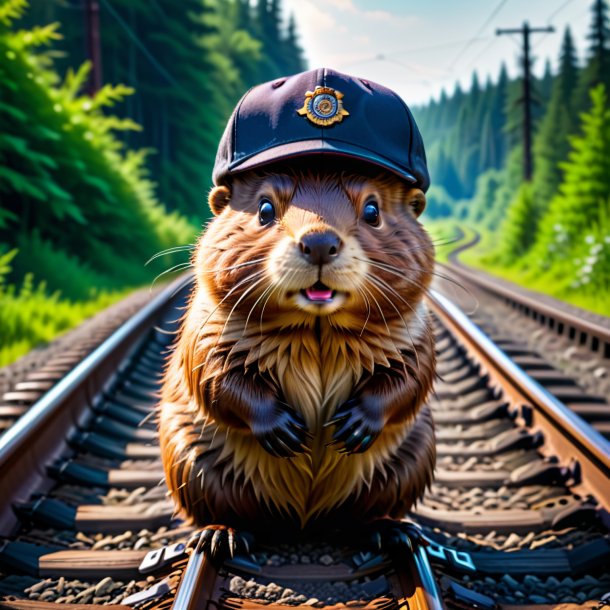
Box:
363;201;380;226
258;199;275;225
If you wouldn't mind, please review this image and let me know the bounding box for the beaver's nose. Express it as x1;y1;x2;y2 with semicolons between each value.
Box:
298;231;342;265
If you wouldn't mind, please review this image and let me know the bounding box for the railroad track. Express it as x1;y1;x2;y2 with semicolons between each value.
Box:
0;288;161;438
0;274;608;609
439;231;610;441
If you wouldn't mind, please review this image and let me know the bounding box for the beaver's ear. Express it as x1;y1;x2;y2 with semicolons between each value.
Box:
405;188;426;218
208;185;231;215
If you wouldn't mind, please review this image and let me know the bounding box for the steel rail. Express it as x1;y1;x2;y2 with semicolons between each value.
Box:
428;289;610;513
0;274;192;533
441;260;610;357
172;540;446;610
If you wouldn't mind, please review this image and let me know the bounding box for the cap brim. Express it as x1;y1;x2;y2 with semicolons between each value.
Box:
227;139;417;184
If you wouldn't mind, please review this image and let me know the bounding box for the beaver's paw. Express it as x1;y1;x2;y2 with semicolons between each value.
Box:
194;525;253;564
326;397;382;454
252;405;309;458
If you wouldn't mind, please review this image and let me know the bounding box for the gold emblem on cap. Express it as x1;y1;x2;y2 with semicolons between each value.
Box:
297;86;349;127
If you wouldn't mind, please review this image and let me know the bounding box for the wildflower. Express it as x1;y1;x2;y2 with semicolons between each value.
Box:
585;235;595;244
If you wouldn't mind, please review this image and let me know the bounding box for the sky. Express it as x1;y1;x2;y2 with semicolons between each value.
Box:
281;0;592;106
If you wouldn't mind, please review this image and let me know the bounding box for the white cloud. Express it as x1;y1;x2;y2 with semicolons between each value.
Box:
362;9;393;20
292;0;336;31
325;0;356;10
283;0;591;105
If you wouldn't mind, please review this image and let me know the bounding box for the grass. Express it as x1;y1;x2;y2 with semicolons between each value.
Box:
0;275;129;367
422;218;472;264
445;222;610;317
0;250;129;367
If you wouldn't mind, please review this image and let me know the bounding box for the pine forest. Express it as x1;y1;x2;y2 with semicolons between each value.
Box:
1;0;608;366
0;0;306;365
413;0;610;315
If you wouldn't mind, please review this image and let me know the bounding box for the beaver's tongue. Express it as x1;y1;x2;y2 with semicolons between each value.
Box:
305;281;333;301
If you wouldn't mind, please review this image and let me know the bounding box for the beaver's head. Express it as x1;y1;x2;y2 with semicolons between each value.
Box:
197;161;433;331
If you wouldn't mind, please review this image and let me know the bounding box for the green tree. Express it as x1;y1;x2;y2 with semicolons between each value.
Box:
467;169;504;225
283;12;305;75
531;85;610;271
495;183;537;263
18;0;307;219
531;27;579;215
0;0;194;297
423;185;454;219
483;145;524;232
577;0;610;109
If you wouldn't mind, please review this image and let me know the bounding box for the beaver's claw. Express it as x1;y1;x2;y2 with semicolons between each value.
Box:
253;405;309;458
193;525;253;564
326;397;381;454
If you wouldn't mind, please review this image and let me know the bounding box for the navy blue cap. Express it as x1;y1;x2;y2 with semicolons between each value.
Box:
212;68;430;192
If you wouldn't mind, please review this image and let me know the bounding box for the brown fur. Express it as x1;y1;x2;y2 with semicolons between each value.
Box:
159;164;436;535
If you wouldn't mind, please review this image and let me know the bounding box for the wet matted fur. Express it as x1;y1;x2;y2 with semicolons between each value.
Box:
159;164;436;536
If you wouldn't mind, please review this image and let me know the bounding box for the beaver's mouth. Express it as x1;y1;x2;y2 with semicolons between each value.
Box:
301;281;335;303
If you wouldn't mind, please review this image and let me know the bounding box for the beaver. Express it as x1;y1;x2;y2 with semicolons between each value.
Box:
158;69;436;560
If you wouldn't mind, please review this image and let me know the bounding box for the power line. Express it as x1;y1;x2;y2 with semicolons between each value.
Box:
464;37;500;72
338;37;492;72
547;0;578;24
385;36;492;59
534;0;578;49
98;0;181;89
447;0;510;71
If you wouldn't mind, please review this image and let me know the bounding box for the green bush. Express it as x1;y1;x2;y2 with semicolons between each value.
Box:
0;249;127;366
0;0;196;288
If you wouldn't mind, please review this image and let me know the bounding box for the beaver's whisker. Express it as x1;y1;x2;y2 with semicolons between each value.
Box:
365;275;421;375
360;281;409;373
195;269;266;337
360;283;392;341
202;257;268;274
242;274;275;337
259;269;299;334
366;273;428;328
190;272;267;372
356;287;372;337
359;258;442;300
151;262;194;290
366;273;429;369
242;278;277;335
359;258;430;294
146;245;195;266
213;275;270;350
363;255;469;295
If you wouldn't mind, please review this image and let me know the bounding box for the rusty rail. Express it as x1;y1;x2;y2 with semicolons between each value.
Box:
442;240;610;358
428;289;610;513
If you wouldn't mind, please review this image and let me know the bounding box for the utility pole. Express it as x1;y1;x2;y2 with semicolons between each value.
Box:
84;0;102;96
496;22;554;181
